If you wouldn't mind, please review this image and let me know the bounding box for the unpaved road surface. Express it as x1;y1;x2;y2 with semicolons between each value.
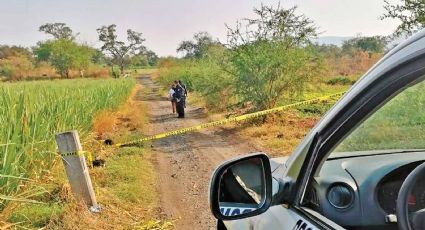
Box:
137;75;260;229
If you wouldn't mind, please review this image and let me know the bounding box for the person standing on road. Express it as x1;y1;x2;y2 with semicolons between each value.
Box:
178;80;188;108
168;84;177;114
173;80;185;118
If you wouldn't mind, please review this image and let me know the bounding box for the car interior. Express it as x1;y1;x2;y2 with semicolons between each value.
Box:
302;78;425;230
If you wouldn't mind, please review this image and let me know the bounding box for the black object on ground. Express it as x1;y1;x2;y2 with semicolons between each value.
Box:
93;159;106;167
104;139;113;145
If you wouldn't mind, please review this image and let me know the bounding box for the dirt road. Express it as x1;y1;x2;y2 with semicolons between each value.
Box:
137;75;260;229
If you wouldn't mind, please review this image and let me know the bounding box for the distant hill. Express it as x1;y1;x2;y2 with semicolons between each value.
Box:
313;36;353;46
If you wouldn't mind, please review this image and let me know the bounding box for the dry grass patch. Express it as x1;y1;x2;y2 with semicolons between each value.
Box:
242;112;319;157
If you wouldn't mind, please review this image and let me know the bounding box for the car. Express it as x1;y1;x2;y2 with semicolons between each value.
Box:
209;29;425;230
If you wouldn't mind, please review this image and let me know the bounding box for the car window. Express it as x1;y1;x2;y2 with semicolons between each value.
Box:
331;78;425;157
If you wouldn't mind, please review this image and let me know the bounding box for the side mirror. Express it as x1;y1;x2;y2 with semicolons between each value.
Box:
209;153;273;221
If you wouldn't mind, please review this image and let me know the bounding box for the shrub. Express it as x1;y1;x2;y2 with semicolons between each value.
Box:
159;46;235;111
0;54;34;80
326;76;356;85
111;67;121;78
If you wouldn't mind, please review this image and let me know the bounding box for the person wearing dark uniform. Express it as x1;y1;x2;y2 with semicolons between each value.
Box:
178;80;188;108
173;80;185;118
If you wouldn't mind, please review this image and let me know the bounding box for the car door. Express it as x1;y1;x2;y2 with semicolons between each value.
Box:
282;29;425;229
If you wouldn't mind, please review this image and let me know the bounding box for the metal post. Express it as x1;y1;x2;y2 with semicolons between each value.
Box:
55;130;100;212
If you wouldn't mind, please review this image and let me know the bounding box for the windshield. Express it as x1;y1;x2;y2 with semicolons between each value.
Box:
330;78;425;158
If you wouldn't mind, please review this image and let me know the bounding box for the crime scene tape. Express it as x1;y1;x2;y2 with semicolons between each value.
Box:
59;150;94;167
59;150;86;157
114;91;346;147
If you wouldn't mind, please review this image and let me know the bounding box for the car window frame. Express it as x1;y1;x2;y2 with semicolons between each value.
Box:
290;52;425;229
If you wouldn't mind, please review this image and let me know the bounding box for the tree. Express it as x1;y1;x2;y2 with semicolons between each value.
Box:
130;54;149;67
33;39;94;78
145;50;159;66
381;0;425;37
97;24;145;73
342;36;387;55
73;44;96;77
226;4;321;110
177;32;218;58
39;23;77;40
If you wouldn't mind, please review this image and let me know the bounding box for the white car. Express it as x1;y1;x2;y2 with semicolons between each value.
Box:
209;29;425;230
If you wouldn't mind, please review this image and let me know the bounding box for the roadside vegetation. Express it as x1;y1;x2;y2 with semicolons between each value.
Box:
158;4;387;156
1;79;171;229
0;78;135;224
46;84;170;229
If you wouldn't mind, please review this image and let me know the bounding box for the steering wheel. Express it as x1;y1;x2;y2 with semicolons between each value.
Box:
397;162;425;230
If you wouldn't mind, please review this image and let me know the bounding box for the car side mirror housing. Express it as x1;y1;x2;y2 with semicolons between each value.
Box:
209;153;273;221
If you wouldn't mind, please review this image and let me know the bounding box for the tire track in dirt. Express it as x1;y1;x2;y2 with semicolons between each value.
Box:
136;75;261;229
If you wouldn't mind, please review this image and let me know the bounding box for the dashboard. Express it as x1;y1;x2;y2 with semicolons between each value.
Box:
308;151;425;228
377;162;425;214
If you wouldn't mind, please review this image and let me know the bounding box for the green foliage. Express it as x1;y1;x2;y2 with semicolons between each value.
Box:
160;45;234;110
381;0;425;37
0;64;14;77
336;81;425;152
8;203;64;228
297;103;334;115
130;54;150;67
161;5;324;112
105;149;157;205
326;76;356;85
342;36;387;54
177;32;218;58
39;22;76;40
311;44;343;59
33;41;52;62
0;78;135;210
226;4;321;110
111;66;121;78
97;24;146;73
229;40;321;110
33;39;94;77
146;50;159;66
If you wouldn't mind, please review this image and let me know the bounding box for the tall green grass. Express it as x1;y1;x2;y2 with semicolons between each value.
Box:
0;78;135;209
335;80;425;152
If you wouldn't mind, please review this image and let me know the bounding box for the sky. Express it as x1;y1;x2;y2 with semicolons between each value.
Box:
0;0;399;56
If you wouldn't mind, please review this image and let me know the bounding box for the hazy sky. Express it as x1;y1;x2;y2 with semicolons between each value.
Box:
0;0;399;56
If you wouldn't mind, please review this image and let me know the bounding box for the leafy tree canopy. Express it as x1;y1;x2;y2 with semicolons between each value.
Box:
39;23;77;40
381;0;425;37
97;24;145;73
342;36;388;54
33;39;94;78
177;32;219;58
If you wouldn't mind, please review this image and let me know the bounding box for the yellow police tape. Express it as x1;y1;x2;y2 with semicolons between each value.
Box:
59;150;94;168
60;150;86;157
115;91;346;147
